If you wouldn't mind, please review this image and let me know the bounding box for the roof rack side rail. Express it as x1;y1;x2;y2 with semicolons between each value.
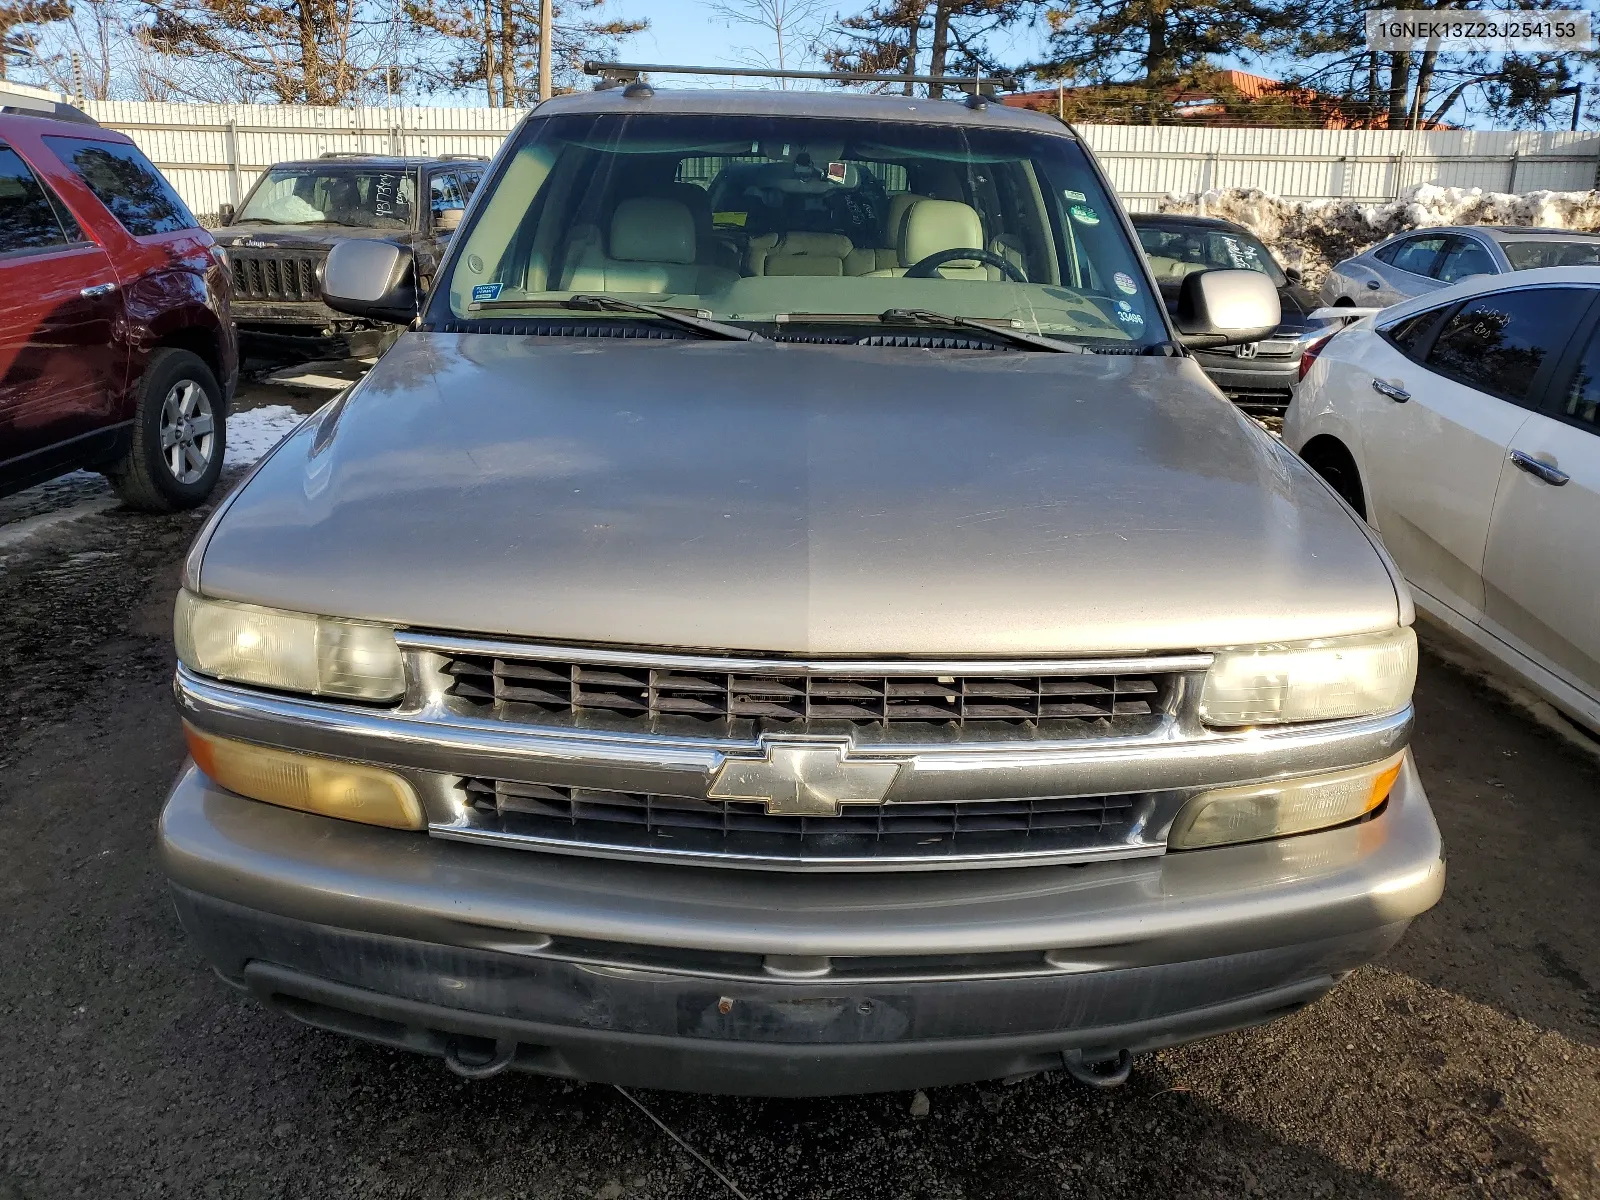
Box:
437;153;490;161
582;61;1016;96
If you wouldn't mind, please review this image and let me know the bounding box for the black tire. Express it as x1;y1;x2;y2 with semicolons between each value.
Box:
104;348;226;513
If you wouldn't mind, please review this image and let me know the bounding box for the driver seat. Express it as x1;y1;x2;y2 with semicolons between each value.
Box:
865;199;989;279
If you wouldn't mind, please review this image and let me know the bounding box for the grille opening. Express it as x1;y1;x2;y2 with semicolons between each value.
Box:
230;250;325;302
456;777;1151;864
442;654;1171;736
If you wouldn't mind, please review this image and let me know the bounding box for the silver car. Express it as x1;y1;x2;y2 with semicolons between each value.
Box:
1322;225;1600;308
160;83;1443;1096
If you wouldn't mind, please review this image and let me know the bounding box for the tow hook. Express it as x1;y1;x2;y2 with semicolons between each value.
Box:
442;1035;519;1080
1061;1048;1133;1089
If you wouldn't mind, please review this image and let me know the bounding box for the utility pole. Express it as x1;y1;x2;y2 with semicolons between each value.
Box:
538;0;552;100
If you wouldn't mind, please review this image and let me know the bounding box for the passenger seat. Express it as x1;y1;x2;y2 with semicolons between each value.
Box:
559;198;736;294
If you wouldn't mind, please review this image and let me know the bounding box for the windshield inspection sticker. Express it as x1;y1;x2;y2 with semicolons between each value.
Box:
1115;301;1145;328
1113;271;1139;295
1069;204;1100;226
472;283;502;302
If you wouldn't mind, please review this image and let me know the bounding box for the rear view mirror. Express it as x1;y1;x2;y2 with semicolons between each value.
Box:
1175;269;1280;348
1284;265;1303;284
321;239;420;326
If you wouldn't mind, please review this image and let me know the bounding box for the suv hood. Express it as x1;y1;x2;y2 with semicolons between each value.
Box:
197;333;1402;655
211;223;421;249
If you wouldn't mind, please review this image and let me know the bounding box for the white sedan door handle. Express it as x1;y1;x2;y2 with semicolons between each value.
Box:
1371;378;1410;403
1509;449;1570;486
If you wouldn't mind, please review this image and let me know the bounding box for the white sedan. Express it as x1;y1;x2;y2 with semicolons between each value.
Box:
1286;265;1600;733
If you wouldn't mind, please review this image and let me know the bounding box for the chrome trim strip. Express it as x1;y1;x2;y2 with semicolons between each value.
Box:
394;631;1214;677
176;667;1413;807
427;821;1170;874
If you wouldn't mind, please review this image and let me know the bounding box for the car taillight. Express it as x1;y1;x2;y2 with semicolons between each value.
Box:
1298;330;1337;382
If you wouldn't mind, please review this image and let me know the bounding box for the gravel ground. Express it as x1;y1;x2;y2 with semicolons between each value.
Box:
0;379;1597;1199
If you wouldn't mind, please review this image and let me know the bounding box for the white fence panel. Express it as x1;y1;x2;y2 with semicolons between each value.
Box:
1076;123;1600;210
70;101;1600;222
82;102;526;220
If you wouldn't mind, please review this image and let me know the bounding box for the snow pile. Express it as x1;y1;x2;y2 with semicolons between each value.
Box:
1157;183;1600;289
225;404;306;466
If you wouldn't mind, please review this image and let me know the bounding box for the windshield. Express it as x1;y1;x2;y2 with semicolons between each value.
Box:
1503;239;1600;270
237;167;417;230
440;111;1166;348
1136;222;1286;288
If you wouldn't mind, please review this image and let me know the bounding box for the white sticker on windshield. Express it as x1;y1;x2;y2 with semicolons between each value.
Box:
1113;271;1138;295
1063;189;1087;202
1069;204;1100;226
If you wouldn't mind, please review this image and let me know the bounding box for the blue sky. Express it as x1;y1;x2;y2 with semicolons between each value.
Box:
598;0;1069;84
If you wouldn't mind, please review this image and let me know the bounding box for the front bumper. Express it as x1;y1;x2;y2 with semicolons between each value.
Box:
160;757;1444;1095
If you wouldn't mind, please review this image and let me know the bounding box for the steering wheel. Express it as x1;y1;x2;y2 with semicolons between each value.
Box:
904;247;1028;282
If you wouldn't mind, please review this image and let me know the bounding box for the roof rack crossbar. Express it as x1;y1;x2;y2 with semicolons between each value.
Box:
583;61;1014;96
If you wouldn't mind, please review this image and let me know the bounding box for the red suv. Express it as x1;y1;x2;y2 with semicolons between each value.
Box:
0;97;236;510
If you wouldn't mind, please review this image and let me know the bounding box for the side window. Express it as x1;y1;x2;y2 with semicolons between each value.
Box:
43;136;195;236
1388;235;1448;278
0;145;71;255
458;170;481;202
1560;325;1600;430
1380;306;1449;360
429;172;464;215
1435;236;1497;284
1424;287;1591;403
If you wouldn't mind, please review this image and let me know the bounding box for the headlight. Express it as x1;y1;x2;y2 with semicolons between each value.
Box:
1198;628;1416;727
174;589;405;702
1169;751;1405;850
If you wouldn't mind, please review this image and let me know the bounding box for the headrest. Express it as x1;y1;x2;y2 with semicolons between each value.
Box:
610;198;695;264
901;199;983;265
885;192;930;244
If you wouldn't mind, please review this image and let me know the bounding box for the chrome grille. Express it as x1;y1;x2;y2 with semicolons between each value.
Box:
441;654;1170;732
458;777;1150;865
230;249;324;302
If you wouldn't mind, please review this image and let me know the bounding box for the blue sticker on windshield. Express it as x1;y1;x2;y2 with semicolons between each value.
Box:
472;283;502;303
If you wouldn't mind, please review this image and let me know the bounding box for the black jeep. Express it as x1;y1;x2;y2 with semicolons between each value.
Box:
210;153;486;355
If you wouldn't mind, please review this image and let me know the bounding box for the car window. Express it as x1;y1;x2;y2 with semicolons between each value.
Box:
43;136;195;237
1559;325;1600;430
444;111;1166;349
1387;235;1448;278
459;170;482;201
1135;223;1286;286
1424;287;1591;403
430;171;465;214
0;144;73;254
236;167;416;230
1435;236;1497;284
1501;239;1600;270
1380;306;1449;360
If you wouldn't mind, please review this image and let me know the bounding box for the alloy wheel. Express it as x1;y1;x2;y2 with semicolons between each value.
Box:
159;379;216;485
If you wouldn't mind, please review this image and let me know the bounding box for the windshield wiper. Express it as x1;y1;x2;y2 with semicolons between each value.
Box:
471;295;764;341
878;308;1085;353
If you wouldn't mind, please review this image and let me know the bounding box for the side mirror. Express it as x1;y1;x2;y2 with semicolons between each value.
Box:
434;207;464;234
217;202;235;226
1175;269;1281;348
1284;265;1303;284
321;239;420;326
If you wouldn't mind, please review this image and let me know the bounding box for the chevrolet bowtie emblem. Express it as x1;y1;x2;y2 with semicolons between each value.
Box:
707;743;901;817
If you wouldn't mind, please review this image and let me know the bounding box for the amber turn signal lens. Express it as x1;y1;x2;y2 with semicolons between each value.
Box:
184;725;425;831
1169;751;1405;850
